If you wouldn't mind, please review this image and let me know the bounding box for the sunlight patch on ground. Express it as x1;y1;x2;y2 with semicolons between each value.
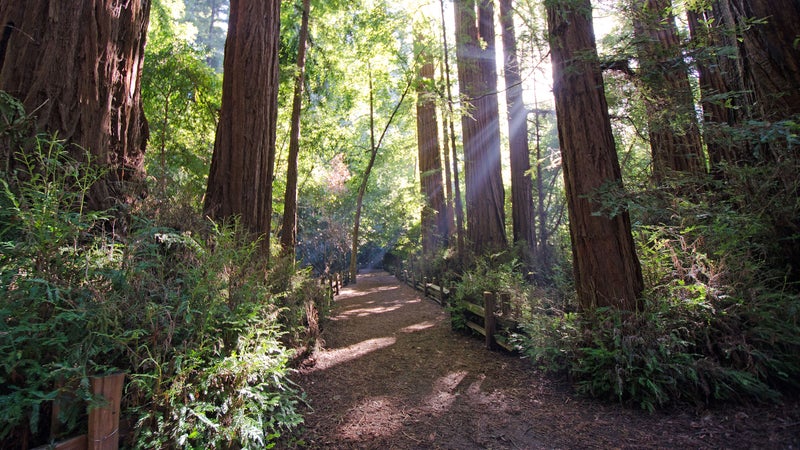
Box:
398;320;438;333
332;304;404;318
421;371;468;413
310;337;396;372
338;285;400;300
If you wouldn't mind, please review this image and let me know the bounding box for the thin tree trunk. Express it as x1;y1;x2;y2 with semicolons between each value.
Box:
204;0;280;258
280;0;311;259
440;91;456;243
455;0;507;256
349;73;413;283
440;0;466;261
499;0;537;263
0;0;151;211
546;0;644;311
532;85;551;279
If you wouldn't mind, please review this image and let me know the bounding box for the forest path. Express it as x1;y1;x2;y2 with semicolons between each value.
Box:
293;271;798;449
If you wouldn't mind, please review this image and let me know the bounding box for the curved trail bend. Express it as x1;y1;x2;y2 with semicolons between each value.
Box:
294;271;798;449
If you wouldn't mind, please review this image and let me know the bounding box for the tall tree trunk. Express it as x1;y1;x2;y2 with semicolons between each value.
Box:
689;0;800;165
440;0;466;261
631;0;706;181
731;0;800;122
546;0;644;311
416;36;447;259
687;6;743;167
204;0;280;256
0;0;151;211
499;0;537;264
280;0;311;259
455;0;507;256
532;85;553;280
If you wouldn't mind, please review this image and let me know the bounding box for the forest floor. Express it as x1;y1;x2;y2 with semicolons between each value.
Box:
291;270;800;449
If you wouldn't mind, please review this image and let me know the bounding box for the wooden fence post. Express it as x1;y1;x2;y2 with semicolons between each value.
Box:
483;292;497;350
88;373;125;450
423;277;429;297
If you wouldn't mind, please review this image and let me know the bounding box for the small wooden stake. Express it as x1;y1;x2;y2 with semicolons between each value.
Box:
88;373;125;450
484;292;497;350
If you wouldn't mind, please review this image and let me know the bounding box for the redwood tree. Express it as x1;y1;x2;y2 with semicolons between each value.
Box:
416;37;448;258
204;0;281;253
440;0;466;259
499;0;537;262
689;0;800;165
455;0;507;256
546;0;644;311
631;0;706;180
280;0;312;259
0;0;151;210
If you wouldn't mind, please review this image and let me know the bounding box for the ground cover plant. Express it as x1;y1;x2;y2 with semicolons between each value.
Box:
0;124;326;448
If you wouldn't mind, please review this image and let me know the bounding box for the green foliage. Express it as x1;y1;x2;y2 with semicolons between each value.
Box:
515;152;800;410
142;0;222;207
0;129;324;447
450;257;529;331
1;137;114;444
115;221;316;449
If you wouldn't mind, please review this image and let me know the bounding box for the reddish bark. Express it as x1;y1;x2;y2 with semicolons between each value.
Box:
546;0;644;311
632;0;706;180
499;0;537;260
689;0;800;165
455;0;507;256
416;38;447;257
0;0;151;210
204;0;281;252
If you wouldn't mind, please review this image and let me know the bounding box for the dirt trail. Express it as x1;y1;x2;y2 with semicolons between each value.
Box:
293;271;799;449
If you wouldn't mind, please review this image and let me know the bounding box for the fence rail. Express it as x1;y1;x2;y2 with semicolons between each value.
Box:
32;373;125;450
391;262;516;353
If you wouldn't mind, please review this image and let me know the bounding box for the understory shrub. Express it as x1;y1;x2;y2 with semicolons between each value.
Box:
515;154;800;411
449;257;530;331
0;128;322;448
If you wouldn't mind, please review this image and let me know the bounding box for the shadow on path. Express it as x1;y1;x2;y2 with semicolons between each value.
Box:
293;271;799;449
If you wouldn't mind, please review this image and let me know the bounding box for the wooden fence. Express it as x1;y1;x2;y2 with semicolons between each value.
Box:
34;271;349;450
32;373;125;450
320;271;348;303
395;265;450;306
391;262;516;352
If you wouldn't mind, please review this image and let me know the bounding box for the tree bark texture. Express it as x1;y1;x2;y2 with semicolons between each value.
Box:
416;40;447;257
546;0;644;311
440;0;466;260
280;0;311;259
455;0;507;256
731;0;800;122
204;0;280;251
0;0;151;210
440;97;456;243
631;0;706;180
499;0;537;260
687;6;743;167
689;0;800;164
